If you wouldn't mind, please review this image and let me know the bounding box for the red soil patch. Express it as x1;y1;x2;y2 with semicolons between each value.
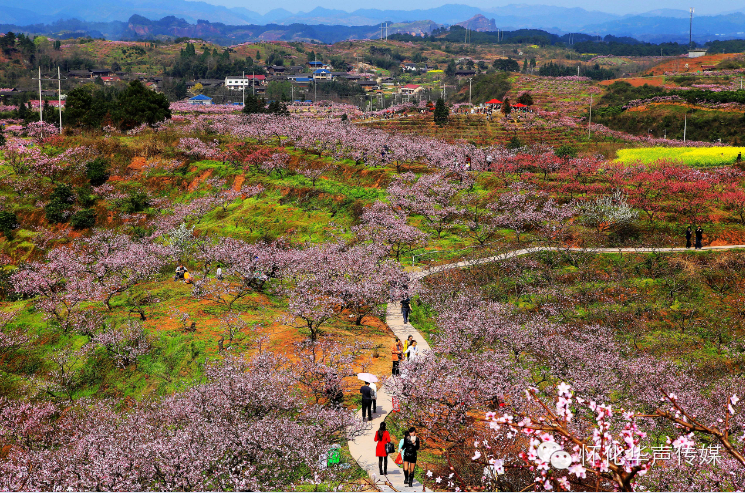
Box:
707;229;745;247
232;175;245;191
128;156;147;171
600;76;665;87
188;169;213;191
645;54;740;76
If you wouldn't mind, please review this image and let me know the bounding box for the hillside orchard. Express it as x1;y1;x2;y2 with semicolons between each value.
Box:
2;77;745;492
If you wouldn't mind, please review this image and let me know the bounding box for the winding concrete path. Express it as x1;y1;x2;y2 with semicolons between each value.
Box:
347;303;431;492
347;243;745;491
415;244;745;279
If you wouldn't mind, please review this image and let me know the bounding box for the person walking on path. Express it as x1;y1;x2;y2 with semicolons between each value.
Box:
685;226;692;249
398;430;411;483
695;226;704;250
401;427;421;487
216;265;223;280
391;338;403;376
370;380;378;414
403;335;414;355
374;422;392;476
401;296;411;325
360;382;373;422
405;340;419;361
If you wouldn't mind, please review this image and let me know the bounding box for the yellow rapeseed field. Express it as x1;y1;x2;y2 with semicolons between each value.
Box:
616;147;745;167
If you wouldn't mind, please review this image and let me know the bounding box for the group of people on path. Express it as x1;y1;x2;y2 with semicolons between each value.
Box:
357;293;424;488
374;422;421;487
174;264;225;284
391;336;419;376
685;226;704;249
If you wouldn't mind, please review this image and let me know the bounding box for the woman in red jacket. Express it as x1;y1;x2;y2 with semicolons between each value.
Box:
374;422;392;476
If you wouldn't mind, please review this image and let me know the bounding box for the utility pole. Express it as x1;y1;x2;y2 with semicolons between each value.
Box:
468;77;472;106
57;67;62;133
588;94;592;139
684;114;687;142
38;67;43;123
242;70;245;105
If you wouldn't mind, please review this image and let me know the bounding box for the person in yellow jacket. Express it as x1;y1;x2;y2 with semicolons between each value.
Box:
402;335;413;354
183;270;192;284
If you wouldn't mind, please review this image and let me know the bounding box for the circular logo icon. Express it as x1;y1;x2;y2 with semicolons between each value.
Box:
536;441;561;462
550;450;573;469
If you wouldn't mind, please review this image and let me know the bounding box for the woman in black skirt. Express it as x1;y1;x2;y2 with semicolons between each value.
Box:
401;427;421;487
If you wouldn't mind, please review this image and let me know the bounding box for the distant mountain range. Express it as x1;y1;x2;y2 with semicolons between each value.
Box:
1;1;745;44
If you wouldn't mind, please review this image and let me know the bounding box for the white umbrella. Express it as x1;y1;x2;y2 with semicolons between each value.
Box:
357;373;378;383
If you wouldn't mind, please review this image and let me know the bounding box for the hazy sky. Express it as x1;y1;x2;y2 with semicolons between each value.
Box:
208;0;745;16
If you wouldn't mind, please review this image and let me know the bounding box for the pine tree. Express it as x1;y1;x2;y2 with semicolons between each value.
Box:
433;98;449;126
501;97;512;116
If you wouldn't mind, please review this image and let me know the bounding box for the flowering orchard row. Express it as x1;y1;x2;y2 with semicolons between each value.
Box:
386;250;745;491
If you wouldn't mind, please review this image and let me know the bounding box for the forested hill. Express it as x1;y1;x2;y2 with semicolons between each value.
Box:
0;16;408;44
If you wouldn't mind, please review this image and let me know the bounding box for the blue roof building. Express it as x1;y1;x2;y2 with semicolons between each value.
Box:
188;94;213;105
312;69;332;80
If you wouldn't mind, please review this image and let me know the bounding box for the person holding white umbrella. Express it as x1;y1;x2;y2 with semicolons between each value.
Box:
370;380;378;414
358;373;378;422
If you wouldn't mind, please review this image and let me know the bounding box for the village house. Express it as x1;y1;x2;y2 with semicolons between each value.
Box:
455;69;476;78
224;74;266;90
308;61;332;70
399;84;424;96
266;65;286;75
357;80;378;92
91;69;112;78
100;76;121;86
312;69;332;81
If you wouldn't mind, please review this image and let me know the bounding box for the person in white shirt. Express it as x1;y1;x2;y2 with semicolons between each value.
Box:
369;381;378;414
405;340;419;360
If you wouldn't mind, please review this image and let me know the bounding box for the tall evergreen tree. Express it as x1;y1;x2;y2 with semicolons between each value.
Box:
433;98;449;126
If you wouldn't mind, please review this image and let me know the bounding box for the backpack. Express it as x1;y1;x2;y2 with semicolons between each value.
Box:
371;388;377;400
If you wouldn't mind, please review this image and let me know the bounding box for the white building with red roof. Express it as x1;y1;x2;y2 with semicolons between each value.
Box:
398;84;424;95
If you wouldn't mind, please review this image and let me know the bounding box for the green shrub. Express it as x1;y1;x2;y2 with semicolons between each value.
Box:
120;191;149;213
45;202;69;224
70;209;97;229
86;157;110;186
507;136;523;150
0;211;19;239
45;184;74;224
77;186;97;208
49;184;74;204
555;144;578;159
